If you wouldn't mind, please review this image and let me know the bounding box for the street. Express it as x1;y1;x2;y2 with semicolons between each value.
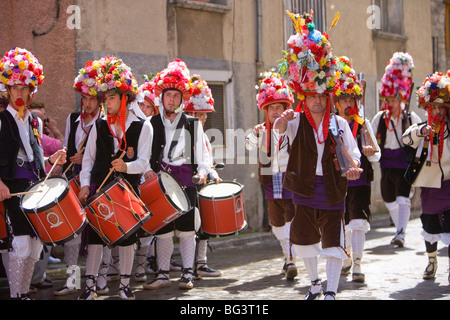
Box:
0;215;448;302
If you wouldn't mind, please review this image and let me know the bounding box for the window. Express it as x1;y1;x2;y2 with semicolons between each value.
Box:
373;0;404;35
204;83;225;137
284;0;327;42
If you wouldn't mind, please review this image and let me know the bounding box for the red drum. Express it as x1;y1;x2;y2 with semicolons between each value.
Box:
20;177;88;246
0;202;7;240
140;171;191;234
85;177;151;246
198;181;247;237
68;175;81;197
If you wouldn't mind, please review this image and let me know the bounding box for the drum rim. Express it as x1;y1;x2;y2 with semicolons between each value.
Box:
158;171;192;213
21;176;71;214
198;180;244;200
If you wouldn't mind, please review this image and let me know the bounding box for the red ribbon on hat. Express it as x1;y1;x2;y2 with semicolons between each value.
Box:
427;105;446;164
107;94;128;152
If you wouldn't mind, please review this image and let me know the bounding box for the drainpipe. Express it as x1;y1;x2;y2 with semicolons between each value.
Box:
256;0;263;76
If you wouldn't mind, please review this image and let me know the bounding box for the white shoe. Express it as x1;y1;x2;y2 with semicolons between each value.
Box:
305;279;322;300
134;273;147;282
196;264;223;277
53;285;78;296
324;291;336;300
143;271;170;290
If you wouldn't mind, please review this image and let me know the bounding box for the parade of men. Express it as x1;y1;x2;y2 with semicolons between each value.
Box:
0;2;449;306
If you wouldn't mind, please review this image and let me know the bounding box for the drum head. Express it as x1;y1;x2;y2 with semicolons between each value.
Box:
160;172;190;212
199;182;243;199
22;177;68;211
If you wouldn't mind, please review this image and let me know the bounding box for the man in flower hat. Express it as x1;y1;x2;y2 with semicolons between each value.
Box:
142;59;211;290
246;69;298;280
0;47;66;299
403;71;450;284
333;56;380;283
136;75;159;118
77;55;153;300
371;52;422;248
275;11;362;300
183;74;223;279
53;59;104;297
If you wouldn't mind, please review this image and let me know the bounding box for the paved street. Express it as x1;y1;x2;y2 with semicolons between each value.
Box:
0;215;449;302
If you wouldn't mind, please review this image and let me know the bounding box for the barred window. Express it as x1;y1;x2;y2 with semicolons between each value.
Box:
373;0;404;35
284;0;327;41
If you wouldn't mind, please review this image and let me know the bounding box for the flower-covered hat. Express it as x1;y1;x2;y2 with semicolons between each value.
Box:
0;47;44;93
74;60;103;97
279;10;338;100
417;72;450;108
184;74;215;113
154;59;192;102
95;55;138;101
256;69;294;110
380;52;414;102
333;56;363;100
137;76;158;108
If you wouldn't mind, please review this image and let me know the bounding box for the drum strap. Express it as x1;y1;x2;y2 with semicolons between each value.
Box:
168;114;187;162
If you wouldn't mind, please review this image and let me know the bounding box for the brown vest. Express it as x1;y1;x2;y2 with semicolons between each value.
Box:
283;113;348;205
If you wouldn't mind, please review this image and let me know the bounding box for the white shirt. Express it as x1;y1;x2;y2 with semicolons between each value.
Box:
159;112;210;177
0;105;43;163
246;128;290;174
80;111;153;188
63;109;101;152
371;110;422;150
275;112;361;176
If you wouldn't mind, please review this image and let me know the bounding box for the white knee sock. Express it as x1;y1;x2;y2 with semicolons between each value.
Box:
179;236;196;272
119;245;135;276
21;257;36;295
385;201;399;228
351;230;365;255
85;245;103;278
396;196;411;237
64;244;80;266
326;257;343;294
156;236;173;272
97;247;111;289
196;239;208;265
272;225;288;257
135;246;148;274
8;258;24;298
303;256;319;282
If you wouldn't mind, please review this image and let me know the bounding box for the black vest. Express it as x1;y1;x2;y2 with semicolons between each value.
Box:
150;113;199;174
0;110;45;180
376;110;414;162
90;117;144;189
354;123;374;184
62;112;81;174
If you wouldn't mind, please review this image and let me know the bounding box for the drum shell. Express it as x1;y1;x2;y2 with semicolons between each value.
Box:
198;181;247;237
0;202;7;240
68;175;81;197
21;177;87;246
140;172;191;235
85;177;151;246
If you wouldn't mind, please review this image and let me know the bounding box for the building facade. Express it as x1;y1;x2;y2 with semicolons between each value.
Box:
0;0;439;229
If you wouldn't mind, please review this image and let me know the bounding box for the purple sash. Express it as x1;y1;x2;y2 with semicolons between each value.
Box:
421;179;450;215
161;162;195;188
292;175;345;211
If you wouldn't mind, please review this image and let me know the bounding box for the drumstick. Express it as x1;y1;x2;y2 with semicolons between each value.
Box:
96;151;126;193
10;190;43;197
62;147;86;176
41;148;67;186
